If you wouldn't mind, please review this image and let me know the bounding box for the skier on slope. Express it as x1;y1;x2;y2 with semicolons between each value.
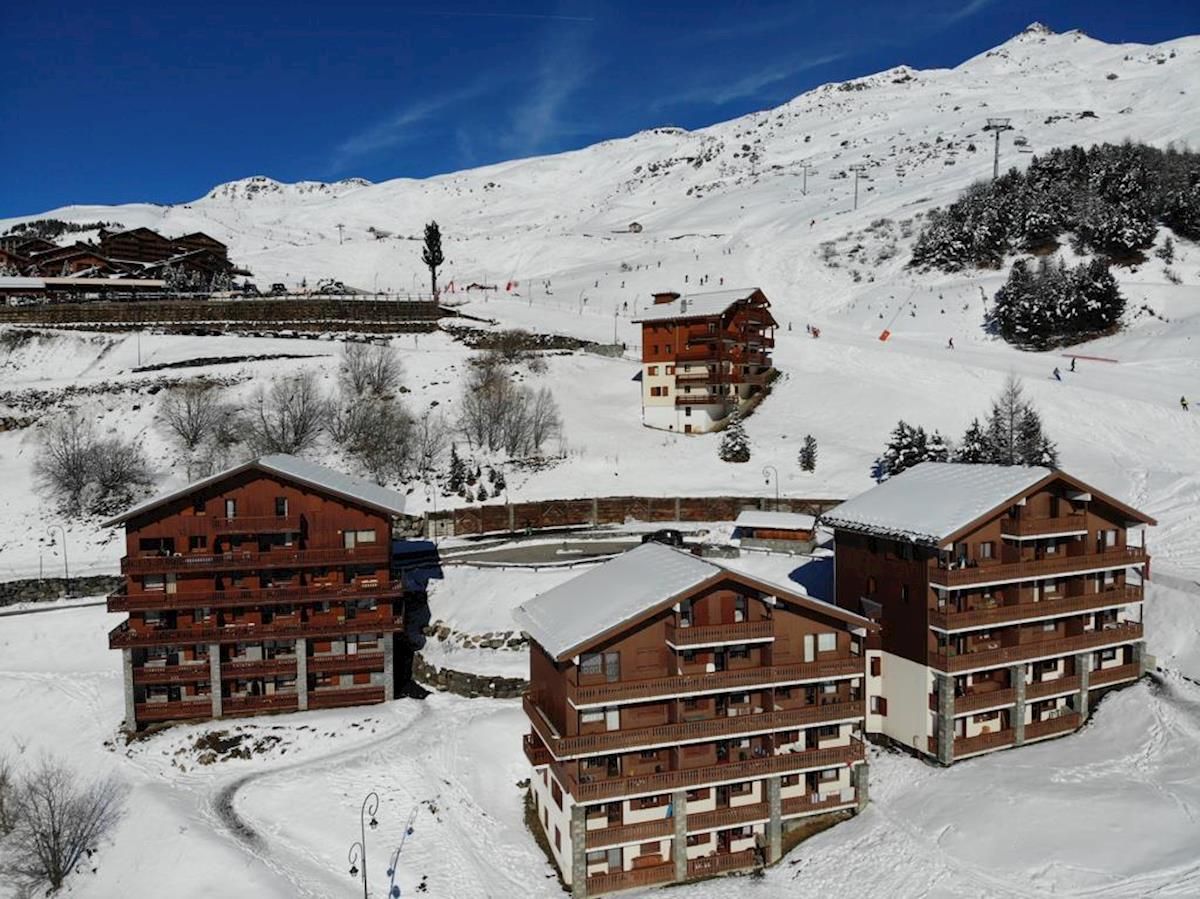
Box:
1183;396;1190;412
1070;357;1076;372
947;337;955;350
1053;367;1062;382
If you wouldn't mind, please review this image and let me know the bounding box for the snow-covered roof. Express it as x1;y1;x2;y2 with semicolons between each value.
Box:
102;454;408;526
734;510;816;532
822;462;1051;546
633;287;762;323
513;541;868;660
0;277;45;289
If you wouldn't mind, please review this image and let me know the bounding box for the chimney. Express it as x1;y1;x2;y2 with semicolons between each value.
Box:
652;291;681;305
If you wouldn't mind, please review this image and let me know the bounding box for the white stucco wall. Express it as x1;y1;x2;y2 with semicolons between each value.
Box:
870;651;935;756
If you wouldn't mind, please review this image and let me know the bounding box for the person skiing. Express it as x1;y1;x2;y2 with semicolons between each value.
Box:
947;337;955;350
1053;367;1062;382
1183;396;1190;412
1070;357;1076;372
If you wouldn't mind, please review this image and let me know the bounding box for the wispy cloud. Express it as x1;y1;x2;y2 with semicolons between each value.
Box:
331;75;501;170
940;0;997;26
653;53;844;111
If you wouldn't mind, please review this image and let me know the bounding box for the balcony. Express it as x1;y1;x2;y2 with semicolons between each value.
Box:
108;615;405;649
220;657;299;680
1000;513;1087;539
953;687;1015;714
132;663;211;686
1026;674;1081;700
929;622;1143;673
1025;712;1082;741
929;587;1142;631
308;685;386;709
781;790;858;817
953;729;1015;757
1089;663;1141;689
675;370;722;383
134;698;212;723
523;733;553;767
567;658;864;707
675;393;731;406
526;694;864;759
223;693;300;714
586;864;675;895
931;547;1147;589
120;544;389;575
688;849;756;878
307;652;385;674
108;581;404;613
560;742;865;802
666;619;774;648
213;515;301;534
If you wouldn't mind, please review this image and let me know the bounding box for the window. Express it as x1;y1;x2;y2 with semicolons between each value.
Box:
639;750;658;760
870;657;881;677
686;788;711;802
639;842;661;856
634;795;667;810
551;781;563;809
729;645;750;659
554;827;561;851
734;595;747;621
665;365;675;375
821;683;837;694
819;768;839;782
817;633;837;653
1099;648;1118;662
898;543;912;561
189;535;207;552
355;530;376;544
275;497;288;516
870;696;888;715
1044;578;1059;595
648;365;658;376
580;653;602;677
586;851;605;865
1042;621;1057;632
682;697;699;710
192;497;205;514
729;781;753;796
581;709;605;724
817;725;839;738
1045;541;1058;555
979;541;994;560
867;537;878;553
224;499;236;518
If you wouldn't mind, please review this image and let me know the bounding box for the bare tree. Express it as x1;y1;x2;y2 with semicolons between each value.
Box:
246;371;325;455
160;382;225;451
89;437;153;515
0;755;14;836
3;757;126;891
340;342;403;397
412;410;449;477
33;413;96;515
527;387;562;453
457;361;564;457
344;399;415;484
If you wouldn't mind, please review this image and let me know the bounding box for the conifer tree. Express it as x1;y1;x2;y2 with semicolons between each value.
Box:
798;435;817;472
718;413;751;463
448;444;466;493
953;418;990;463
422;221;444;297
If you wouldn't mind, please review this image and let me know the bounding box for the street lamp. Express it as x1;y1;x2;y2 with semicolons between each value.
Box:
385;804;422;899
347;791;380;899
424;480;439;546
46;524;69;596
762;465;779;511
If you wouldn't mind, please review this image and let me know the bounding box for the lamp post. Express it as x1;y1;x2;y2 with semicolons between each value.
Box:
385;804;422;899
762;465;779;511
46;524;69;596
347;791;380;899
424;480;438;546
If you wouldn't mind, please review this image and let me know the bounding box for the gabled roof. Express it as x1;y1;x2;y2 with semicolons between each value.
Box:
822;462;1155;547
734;510;816;532
513;542;871;661
102;454;407;526
633;287;767;323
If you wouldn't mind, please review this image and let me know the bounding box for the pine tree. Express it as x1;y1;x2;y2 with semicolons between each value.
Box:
476;482;489;501
925;429;950;463
718;414;751;463
986;376;1026;465
798;435;817;472
422;221;444;297
953;418;991;463
492;466;507;492
448;444;466;493
880;421;921;478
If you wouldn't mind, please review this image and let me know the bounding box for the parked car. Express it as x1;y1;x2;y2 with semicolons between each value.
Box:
241;282;260;297
641;529;685;548
269;283;288;296
317;278;348;295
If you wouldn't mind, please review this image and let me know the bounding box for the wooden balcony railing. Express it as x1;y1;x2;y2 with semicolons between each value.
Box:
931;547;1147;588
222;692;300;714
929;586;1142;631
585;816;674;849
1025;712;1081;741
120;544;389;575
213;515;301;533
665;618;775;648
585;863;675;895
523;733;553;767
134;698;212;722
781;790;858;817
953;729;1015;757
308;685;386;709
307;652;385;674
560;742;865;803
929;622;1142;673
526;694;864;759
1000;514;1087;538
108;581;403;612
953;688;1015;714
567;658;864;707
132;663;211;686
219;657;299;680
1089;663;1141;689
108;615;404;649
1026;674;1081;700
688;849;756;877
675;393;730;406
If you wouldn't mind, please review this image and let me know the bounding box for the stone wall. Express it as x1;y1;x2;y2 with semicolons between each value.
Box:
0;575;121;607
411;652;528;699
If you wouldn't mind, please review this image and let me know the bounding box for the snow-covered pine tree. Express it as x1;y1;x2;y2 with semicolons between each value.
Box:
448;445;466;493
985;376;1026;465
476;482;489;501
718;413;751;463
953;418;991;463
492;467;506;492
880;421;918;478
925;429;950;462
798;435;817;472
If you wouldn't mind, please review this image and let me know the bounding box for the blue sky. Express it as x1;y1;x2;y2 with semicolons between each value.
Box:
1;1;1196;216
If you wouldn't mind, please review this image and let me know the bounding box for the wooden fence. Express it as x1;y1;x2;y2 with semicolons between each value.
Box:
426;494;843;537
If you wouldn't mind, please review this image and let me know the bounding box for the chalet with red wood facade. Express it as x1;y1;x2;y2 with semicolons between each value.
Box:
515;542;872;896
633;288;776;434
825;462;1155;765
103;454;408;731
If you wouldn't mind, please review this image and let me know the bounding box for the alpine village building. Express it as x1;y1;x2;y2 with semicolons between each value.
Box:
634;288;776;434
824;462;1155;766
516;542;873;897
104;454;408;731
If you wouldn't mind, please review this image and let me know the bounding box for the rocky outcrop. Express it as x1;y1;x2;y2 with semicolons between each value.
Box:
411;653;527;699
